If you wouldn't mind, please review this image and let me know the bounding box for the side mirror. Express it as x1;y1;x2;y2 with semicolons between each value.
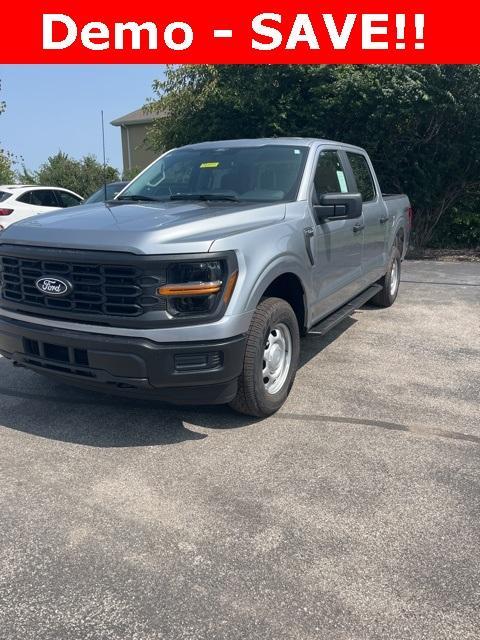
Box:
314;193;362;221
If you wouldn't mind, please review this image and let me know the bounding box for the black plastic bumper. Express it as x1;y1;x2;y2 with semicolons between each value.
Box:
0;316;246;404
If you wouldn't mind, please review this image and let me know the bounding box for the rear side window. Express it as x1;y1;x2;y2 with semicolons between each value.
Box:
347;153;376;202
0;191;12;203
56;191;82;208
16;191;33;204
313;151;349;200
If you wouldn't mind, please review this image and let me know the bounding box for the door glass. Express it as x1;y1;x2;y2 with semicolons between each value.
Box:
30;190;59;207
314;151;349;200
56;191;82;208
347;153;376;202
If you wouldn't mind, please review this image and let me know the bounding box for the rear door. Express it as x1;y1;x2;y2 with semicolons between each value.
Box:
9;190;45;225
16;189;60;214
346;152;387;281
309;148;364;321
31;189;61;213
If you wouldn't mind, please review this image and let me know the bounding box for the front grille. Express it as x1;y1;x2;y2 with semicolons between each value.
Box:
0;252;166;322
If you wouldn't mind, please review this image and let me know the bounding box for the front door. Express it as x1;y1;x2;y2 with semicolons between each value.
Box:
309;149;364;322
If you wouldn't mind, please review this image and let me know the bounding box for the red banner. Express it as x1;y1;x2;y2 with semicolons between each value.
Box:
1;0;478;63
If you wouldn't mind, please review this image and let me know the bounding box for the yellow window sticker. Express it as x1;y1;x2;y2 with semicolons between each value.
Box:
200;162;220;169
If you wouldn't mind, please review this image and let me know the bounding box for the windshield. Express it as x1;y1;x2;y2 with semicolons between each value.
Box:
119;145;309;204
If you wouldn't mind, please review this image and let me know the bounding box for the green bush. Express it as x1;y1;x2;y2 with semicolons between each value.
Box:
430;202;480;249
18;152;120;198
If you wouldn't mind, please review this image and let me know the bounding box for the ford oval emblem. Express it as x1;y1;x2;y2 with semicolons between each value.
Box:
35;276;72;297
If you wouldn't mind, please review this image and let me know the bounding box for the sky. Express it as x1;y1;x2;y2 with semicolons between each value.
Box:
0;65;165;173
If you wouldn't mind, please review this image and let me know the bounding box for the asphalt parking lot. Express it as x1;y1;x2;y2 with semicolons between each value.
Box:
0;260;479;640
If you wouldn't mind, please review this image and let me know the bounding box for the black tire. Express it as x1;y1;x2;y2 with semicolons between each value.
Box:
230;297;300;417
371;246;401;308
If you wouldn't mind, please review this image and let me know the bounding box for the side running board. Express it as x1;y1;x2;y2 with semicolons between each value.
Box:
308;284;382;336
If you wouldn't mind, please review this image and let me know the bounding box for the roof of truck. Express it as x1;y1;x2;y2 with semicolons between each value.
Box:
181;137;366;152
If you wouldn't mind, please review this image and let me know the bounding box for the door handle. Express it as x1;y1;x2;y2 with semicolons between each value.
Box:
303;227;315;265
379;215;389;224
353;223;365;233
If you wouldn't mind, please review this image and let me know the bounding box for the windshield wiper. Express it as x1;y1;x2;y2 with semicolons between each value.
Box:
170;193;238;202
116;194;162;202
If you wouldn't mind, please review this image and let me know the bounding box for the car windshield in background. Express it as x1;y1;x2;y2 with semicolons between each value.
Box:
119;145;309;204
85;182;128;204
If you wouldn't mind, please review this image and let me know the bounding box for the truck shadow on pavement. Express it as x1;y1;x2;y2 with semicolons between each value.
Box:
0;318;357;448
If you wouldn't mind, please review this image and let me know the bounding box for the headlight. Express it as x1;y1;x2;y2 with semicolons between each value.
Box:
157;256;238;318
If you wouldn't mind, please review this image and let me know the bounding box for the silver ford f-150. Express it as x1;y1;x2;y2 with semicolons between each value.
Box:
0;139;411;417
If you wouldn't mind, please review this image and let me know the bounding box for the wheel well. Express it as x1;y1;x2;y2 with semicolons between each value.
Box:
395;228;405;257
262;273;306;332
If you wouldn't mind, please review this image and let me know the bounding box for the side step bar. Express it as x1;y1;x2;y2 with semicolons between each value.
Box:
308;284;382;336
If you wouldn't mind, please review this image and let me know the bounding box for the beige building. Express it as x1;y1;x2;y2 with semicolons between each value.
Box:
111;108;160;174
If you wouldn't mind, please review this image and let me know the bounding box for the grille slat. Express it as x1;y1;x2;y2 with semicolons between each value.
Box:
0;255;165;319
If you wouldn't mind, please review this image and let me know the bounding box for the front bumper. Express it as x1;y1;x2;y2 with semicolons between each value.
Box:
0;316;247;404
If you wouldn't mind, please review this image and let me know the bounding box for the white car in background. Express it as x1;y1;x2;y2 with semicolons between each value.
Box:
0;185;83;230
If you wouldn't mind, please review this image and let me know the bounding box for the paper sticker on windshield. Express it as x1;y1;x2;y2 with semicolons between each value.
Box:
200;162;220;169
337;171;348;193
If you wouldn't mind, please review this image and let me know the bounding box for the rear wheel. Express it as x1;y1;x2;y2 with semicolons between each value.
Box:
372;246;401;308
230;297;300;417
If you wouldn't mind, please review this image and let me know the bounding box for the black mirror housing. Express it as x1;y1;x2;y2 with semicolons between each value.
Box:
314;193;362;221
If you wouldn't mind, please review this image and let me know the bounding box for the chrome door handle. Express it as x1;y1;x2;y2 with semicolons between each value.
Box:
353;223;365;233
379;215;389;224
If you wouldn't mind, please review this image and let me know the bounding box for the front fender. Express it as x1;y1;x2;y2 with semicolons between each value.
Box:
211;217;313;321
246;255;309;312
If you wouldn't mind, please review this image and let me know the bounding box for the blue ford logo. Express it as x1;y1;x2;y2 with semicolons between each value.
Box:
35;277;72;297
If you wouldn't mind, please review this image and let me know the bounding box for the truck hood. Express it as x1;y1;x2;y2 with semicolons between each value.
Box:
0;200;286;254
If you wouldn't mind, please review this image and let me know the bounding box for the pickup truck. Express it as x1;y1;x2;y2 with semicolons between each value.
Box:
0;139;411;417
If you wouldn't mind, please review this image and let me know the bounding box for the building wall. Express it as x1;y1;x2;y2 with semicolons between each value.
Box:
120;124;158;173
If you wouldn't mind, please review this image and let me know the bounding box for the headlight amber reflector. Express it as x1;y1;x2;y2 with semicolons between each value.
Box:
157;281;223;297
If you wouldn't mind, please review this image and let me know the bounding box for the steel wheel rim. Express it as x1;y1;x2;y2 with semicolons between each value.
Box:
262;323;292;395
390;259;399;296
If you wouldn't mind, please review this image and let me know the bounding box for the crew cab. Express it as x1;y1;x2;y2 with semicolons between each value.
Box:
0;139;410;417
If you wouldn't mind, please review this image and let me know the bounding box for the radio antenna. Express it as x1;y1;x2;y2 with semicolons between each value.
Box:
101;110;107;202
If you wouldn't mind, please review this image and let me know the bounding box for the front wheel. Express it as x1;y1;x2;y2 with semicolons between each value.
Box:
230;297;300;417
371;246;401;308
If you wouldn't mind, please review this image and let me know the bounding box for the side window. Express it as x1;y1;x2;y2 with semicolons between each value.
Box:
16;191;33;204
30;190;59;207
313;151;349;201
56;191;82;208
347;153;376;202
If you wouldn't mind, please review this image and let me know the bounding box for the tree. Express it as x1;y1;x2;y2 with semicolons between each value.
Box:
147;65;316;150
147;65;480;247
24;152;120;198
15;165;36;185
122;166;141;182
430;191;480;249
0;147;14;184
0;82;17;183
